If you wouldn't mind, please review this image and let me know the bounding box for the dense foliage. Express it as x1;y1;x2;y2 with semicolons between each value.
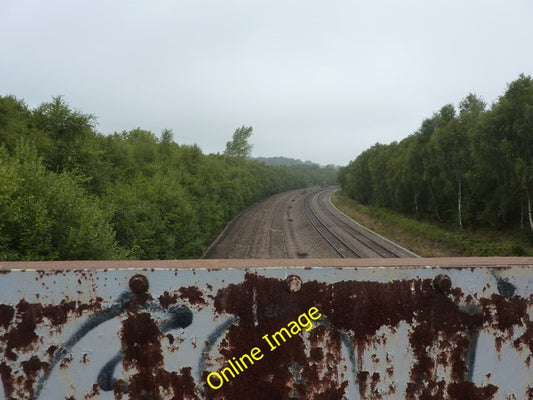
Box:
338;74;533;235
0;96;337;260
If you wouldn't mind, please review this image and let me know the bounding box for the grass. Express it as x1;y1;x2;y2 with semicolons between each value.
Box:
331;193;533;257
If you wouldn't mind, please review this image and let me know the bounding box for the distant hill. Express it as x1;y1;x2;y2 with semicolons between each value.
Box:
253;156;338;168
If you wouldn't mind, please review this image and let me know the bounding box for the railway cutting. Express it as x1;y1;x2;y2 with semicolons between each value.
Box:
204;187;418;259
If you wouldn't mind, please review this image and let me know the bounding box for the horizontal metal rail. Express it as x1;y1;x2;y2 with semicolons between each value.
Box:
1;257;533;400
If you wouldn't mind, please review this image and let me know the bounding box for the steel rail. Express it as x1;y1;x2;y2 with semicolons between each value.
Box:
316;188;403;258
303;189;362;258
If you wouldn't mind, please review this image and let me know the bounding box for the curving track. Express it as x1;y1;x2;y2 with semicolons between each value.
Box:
204;187;417;259
303;188;417;258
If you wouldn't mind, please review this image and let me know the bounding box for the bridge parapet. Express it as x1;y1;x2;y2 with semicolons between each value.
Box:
1;258;532;399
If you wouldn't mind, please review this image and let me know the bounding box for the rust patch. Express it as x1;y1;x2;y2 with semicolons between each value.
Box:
46;345;58;358
166;333;174;345
447;382;498;399
5;300;43;360
158;286;207;310
22;356;49;398
0;304;14;328
481;294;527;332
0;362;13;399
515;320;533;354
116;311;164;397
114;311;199;399
42;300;76;326
370;372;380;394
410;380;446;400
158;291;178;309
121;312;164;368
22;356;49;377
357;370;370;396
449;336;469;381
179;286;207;306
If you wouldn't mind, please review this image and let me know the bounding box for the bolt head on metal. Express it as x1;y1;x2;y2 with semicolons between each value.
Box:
286;275;302;293
129;274;149;293
433;274;452;293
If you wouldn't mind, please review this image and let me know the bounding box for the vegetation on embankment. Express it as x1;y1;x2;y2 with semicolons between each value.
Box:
338;74;533;255
333;192;533;257
0;95;337;261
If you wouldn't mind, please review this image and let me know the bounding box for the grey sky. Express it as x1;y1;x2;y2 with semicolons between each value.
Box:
1;1;532;166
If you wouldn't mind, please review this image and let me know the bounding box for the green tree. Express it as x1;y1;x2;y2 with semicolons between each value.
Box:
0;145;121;260
224;125;253;158
30;96;96;171
0;96;31;152
402;134;426;215
473;75;533;230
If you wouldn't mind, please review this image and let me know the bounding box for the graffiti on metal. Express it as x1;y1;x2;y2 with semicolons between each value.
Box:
0;260;533;399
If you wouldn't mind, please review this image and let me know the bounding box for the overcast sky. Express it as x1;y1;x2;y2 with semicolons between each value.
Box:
1;1;532;166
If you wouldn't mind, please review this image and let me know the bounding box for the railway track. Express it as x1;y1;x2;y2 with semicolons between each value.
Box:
303;190;361;257
205;187;417;259
204;189;307;259
303;188;417;258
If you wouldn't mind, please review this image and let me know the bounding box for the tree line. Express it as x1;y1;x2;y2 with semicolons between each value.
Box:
0;96;337;260
338;74;533;234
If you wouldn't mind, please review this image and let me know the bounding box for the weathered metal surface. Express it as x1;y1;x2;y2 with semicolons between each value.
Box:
1;258;533;400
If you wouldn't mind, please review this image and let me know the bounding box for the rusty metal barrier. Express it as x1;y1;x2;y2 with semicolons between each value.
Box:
1;257;532;400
